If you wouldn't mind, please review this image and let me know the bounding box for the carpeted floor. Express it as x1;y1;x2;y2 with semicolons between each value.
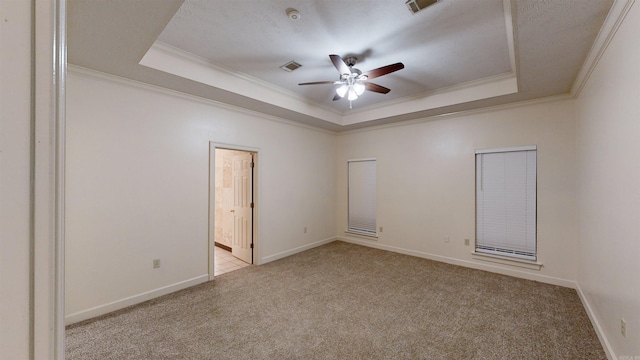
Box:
66;241;606;359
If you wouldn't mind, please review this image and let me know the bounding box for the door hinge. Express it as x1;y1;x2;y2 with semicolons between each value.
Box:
250;162;254;168
250;202;254;208
250;243;254;249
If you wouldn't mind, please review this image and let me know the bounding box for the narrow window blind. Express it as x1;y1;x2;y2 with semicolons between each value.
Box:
476;147;536;260
348;159;377;236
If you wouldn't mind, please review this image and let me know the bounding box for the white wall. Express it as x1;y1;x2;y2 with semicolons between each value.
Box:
575;2;640;358
2;1;61;358
0;1;33;357
336;99;578;285
65;69;336;322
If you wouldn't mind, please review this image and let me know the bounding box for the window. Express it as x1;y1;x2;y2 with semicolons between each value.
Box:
475;146;537;260
348;159;377;237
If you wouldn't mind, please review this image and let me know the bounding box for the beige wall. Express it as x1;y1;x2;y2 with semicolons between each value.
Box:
0;1;33;357
336;99;578;285
65;69;337;322
1;1;59;358
576;2;640;358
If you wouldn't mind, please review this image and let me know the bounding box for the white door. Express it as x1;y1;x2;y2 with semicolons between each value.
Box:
231;152;253;264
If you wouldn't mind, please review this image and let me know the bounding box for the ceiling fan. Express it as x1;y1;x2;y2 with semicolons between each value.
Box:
299;54;405;108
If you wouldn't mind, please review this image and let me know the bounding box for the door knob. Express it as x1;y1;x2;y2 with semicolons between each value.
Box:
230;210;235;213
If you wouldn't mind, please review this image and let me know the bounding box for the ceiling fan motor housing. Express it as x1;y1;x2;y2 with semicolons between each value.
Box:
344;56;358;68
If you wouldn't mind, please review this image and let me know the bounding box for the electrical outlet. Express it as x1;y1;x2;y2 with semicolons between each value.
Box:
464;238;470;246
444;236;450;243
379;226;383;233
153;259;160;269
304;226;307;233
621;318;627;338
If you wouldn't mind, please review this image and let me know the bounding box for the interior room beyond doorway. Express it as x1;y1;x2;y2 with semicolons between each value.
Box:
213;148;255;274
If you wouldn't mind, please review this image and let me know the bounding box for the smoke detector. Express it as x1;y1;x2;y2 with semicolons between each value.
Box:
286;8;301;20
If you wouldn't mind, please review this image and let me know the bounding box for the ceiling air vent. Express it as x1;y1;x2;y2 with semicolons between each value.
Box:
405;0;438;14
280;60;302;72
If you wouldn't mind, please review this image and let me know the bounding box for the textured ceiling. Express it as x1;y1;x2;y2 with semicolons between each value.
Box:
67;0;615;131
156;0;512;111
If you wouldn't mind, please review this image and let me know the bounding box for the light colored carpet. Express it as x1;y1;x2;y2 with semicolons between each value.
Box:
66;241;605;359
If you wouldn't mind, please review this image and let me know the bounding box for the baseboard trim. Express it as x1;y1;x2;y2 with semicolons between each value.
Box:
214;242;232;252
337;236;575;288
576;283;617;360
65;274;209;325
261;236;337;264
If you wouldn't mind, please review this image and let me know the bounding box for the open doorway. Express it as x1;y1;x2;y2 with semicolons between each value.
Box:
209;145;257;278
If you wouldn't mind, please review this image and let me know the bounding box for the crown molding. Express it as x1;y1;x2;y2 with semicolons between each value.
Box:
342;72;517;124
67;65;338;135
338;93;573;136
140;41;519;128
571;0;635;98
140;41;344;125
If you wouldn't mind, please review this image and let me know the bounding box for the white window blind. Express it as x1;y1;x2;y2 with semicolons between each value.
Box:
476;147;536;260
348;159;377;236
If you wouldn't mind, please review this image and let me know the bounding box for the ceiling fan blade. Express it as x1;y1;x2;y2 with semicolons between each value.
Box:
365;82;391;94
363;62;405;80
333;93;342;101
329;54;351;75
298;81;338;85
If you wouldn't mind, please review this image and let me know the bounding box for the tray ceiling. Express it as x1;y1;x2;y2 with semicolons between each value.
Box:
68;0;616;131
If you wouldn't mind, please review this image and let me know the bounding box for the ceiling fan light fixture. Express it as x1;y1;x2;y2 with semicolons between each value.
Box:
347;88;358;101
299;54;405;107
336;84;348;98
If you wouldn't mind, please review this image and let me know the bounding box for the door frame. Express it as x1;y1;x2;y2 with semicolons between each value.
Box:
208;142;260;280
